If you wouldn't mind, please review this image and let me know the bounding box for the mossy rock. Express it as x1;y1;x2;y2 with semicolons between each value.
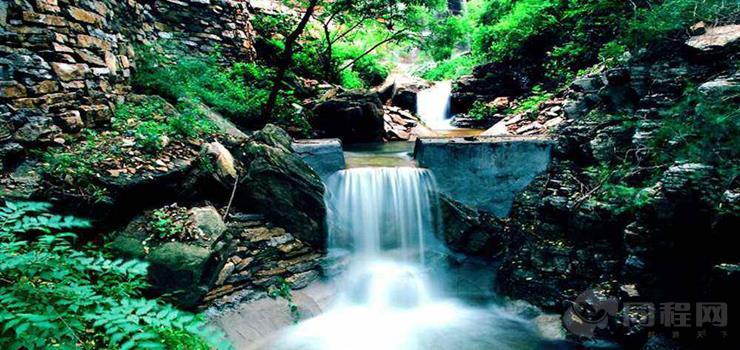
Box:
108;205;229;309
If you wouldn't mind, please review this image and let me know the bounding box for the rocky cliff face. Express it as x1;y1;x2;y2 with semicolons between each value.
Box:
1;0;255;158
494;25;738;346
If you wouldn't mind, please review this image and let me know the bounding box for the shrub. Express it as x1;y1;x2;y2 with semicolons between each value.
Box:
133;43;302;130
509;85;554;116
420;55;478;81
0;201;228;350
41;96;216;203
473;0;558;62
467;101;498;121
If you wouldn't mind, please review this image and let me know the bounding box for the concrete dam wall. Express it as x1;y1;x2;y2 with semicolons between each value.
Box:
415;136;553;217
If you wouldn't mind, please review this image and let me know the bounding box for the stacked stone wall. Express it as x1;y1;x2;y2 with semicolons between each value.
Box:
0;0;255;161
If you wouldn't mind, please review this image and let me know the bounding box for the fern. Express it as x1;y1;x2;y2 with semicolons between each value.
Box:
0;201;230;349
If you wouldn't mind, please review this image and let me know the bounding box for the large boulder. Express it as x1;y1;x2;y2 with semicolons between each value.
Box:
685;24;740;53
389;77;431;113
108;204;229;308
236;125;327;249
311;91;385;143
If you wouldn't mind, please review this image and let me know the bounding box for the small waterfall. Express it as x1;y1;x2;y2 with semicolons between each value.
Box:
324;167;441;262
417;81;453;130
323;167;442;310
269;167;559;350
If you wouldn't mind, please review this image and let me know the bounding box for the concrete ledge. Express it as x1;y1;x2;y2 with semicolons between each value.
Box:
414;136;554;217
292;139;346;179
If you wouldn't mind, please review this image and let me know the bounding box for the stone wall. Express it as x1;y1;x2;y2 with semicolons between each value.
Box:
1;0;255;161
414;136;553;217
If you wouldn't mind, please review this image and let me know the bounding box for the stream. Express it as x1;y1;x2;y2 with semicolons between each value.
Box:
221;84;574;350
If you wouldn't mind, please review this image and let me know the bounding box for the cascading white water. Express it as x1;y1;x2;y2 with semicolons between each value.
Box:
417;81;454;130
268;167;558;350
323;167;442;309
324;167;441;262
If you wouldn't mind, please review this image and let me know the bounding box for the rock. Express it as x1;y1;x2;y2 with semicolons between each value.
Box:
197;102;250;147
439;194;506;257
58;111;84;132
108;205;230;308
689;21;707;35
708;263;740;302
698;77;740;100
643;334;682;350
0;142;24;167
291;139;346;179
480;120;510;136
190;206;227;237
311;91;385;143
686;24;740;52
389;77;431;112
490;96;510;110
50;62;88;81
251;123;292;151
201;141;238;184
13;115;61;144
237;125;327;249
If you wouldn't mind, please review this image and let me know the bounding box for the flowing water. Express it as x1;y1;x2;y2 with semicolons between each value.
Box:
267;166;570;350
417;81;454;130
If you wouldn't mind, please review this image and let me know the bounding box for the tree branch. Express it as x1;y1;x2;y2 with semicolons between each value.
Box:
338;29;407;72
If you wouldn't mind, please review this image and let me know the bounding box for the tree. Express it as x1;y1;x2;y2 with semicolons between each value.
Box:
261;0;320;125
312;0;442;81
259;0;442;123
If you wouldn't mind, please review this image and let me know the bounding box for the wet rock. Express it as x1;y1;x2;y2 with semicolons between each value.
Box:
439;194;506;257
311;90;385;143
389;78;431;112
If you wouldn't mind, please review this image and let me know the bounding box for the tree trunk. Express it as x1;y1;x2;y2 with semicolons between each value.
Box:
322;23;334;82
260;0;319;126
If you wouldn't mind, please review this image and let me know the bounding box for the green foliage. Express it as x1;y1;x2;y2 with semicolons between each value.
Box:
622;0;738;49
40;130;112;204
474;0;558;62
0;202;228;350
651;86;740;182
268;279;300;324
416;0;736;87
467;101;497;121
150;209;184;240
509;86;554;116
133;43;304;131
41;96;216;202
420;55;477;81
584;164;654;214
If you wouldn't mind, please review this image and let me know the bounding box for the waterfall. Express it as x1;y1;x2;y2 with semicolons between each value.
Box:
323;167;442;309
269;167;556;350
417;81;453;130
324;167;442;262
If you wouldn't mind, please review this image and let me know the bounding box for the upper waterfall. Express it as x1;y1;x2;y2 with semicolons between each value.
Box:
416;81;453;130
